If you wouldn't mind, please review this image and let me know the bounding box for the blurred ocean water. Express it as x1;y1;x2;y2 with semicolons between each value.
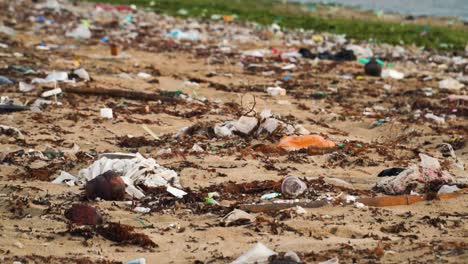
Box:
292;0;468;21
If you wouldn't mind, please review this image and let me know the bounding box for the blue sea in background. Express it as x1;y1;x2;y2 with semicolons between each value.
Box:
291;0;468;21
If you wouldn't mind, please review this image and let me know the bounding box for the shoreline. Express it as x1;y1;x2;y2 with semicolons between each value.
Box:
290;0;468;22
87;0;468;51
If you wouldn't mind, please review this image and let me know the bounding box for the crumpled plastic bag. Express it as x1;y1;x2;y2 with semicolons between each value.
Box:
376;154;455;195
212;110;309;138
53;152;181;199
165;29;201;41
66;24;92;39
345;44;373;58
32;72;69;84
231;242;277;264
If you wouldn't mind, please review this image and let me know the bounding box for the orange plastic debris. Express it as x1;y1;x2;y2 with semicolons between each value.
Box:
223;15;234;22
358;195;425;207
277;135;336;151
357;190;465;207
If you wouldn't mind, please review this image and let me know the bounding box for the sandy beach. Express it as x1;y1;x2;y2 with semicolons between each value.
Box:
0;1;467;263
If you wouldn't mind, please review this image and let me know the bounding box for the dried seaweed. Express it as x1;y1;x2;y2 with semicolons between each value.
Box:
97;222;157;248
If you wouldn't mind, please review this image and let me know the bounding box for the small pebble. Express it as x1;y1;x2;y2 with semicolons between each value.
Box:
13;241;24;249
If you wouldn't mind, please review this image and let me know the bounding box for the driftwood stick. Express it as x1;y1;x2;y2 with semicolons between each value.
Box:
62;86;179;102
239;200;328;213
357;190;466;207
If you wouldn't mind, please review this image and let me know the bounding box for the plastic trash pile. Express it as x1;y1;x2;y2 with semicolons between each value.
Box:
376;154;455;195
53;152;183;199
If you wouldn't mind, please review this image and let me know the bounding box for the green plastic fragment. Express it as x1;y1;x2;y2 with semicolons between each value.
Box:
9;65;35;74
376;59;385;65
82;19;90;27
358;58;369;64
204;197;217;204
358;58;388;67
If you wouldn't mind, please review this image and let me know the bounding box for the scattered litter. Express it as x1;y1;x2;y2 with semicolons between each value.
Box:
41;88;62;98
376;154;455;195
66;24;92;39
0;76;13;85
137;72;152;79
165;29;201;41
221;209;255;226
53;153;182;199
261;192;281;200
278;135;336;151
0;125;24;139
133;207;151;214
73;68;90;81
424;113;445;125
231;242;277;264
127;258;146;264
266;87;286;96
166;185;187;198
0;98;29;113
100;108;113;119
319;257;339;264
281;176;307;198
439;78;464;90
33;72;68;84
437;185;460;195
191;144;204;153
19;82;35;92
382;69;405;79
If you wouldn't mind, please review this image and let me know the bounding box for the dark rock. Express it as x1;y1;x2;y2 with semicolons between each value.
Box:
85;170;126;201
364;58;382;77
65;204;103;225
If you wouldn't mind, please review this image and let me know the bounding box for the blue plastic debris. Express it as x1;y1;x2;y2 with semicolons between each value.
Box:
0;76;14;85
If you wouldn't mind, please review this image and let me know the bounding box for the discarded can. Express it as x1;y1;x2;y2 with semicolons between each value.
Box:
110;43;119;56
281;176;307;198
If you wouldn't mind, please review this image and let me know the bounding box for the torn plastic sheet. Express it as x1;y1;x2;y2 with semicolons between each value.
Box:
231;242;277;264
0;125;24;139
376;154;455;195
212;110;310;138
53;152;183;199
32;72;72;84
